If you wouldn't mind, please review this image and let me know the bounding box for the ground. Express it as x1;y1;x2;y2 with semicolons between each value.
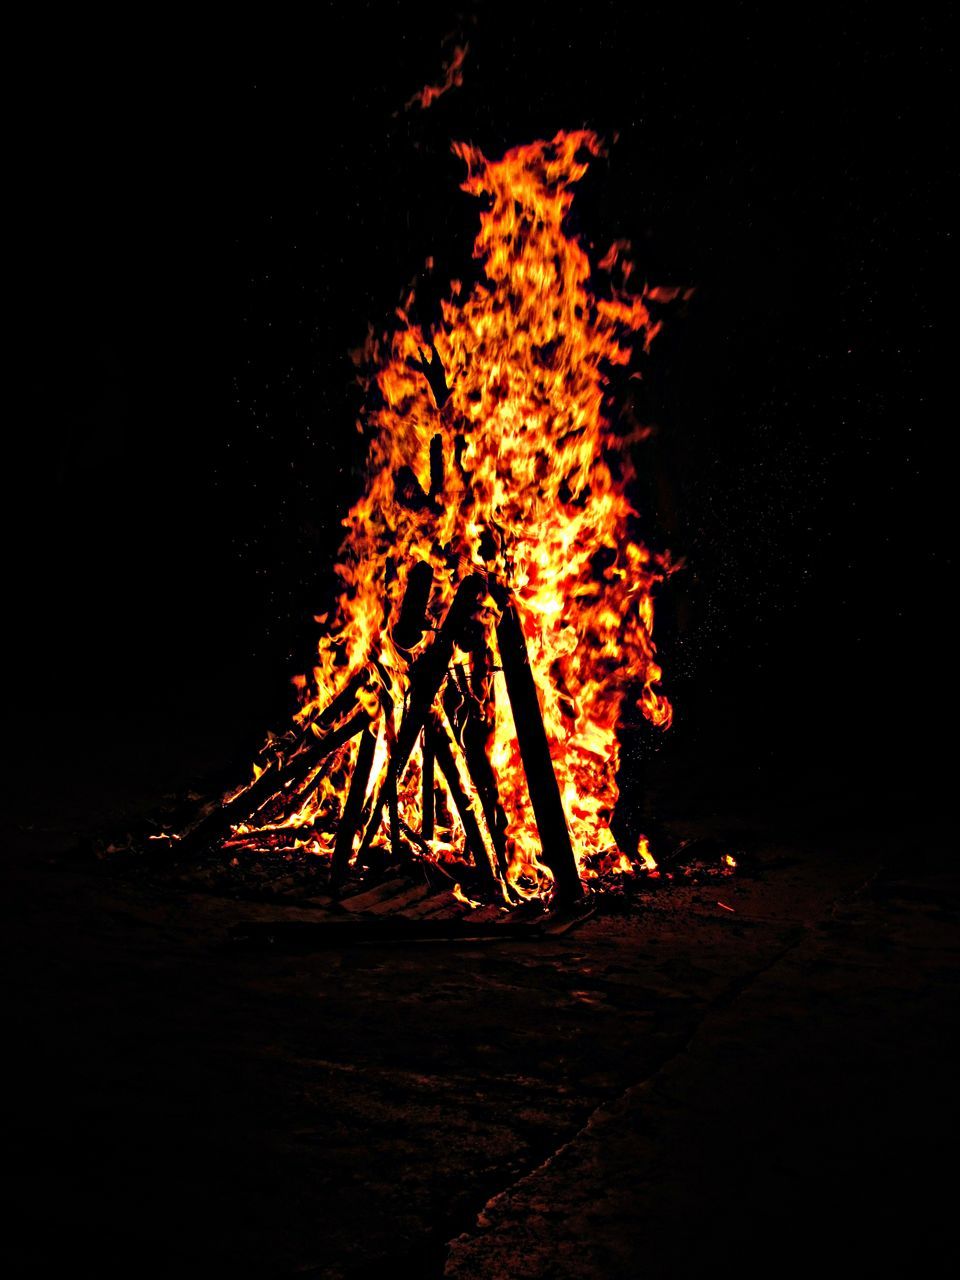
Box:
3;759;955;1278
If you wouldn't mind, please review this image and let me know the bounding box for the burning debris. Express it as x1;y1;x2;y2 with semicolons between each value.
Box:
146;131;713;911
404;41;469;111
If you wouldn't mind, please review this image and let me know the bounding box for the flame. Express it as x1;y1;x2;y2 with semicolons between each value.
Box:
405;43;469;111
225;132;676;900
636;834;658;873
452;882;481;910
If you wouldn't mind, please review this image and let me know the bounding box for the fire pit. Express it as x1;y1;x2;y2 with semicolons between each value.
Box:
148;132;693;912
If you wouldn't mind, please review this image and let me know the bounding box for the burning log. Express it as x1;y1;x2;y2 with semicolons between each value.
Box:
354;574;486;865
392;561;434;650
391;570;483;769
421;736;435;842
181;707;368;855
329;725;378;889
386;770;401;859
413;339;450;410
443;656;511;882
425;713;498;894
394;436;445;517
429;432;444;501
317;672;367;730
459;718;510;882
494;590;583;905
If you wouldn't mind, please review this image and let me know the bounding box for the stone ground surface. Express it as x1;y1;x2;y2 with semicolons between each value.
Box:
2;768;956;1278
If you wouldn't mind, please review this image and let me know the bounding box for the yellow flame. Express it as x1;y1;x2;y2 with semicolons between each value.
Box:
636;834;658;872
452;882;481;910
231;132;676;897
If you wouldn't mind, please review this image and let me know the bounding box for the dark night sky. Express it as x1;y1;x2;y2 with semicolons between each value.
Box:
10;7;949;827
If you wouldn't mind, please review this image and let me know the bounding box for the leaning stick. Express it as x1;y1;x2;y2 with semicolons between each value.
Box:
329;724;378;889
493;589;583;904
181;708;368;856
425;714;498;894
354;574;485;864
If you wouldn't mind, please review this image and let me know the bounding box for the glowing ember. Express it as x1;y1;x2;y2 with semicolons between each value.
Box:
207;131;679;904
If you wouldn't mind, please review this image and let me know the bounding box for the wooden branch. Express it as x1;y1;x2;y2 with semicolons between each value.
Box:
354;574;486;865
317;673;367;730
329;725;378;889
450;694;511;883
392;561;434;650
429;432;444;499
425;714;498;894
493;590;583;904
386;771;401;858
413;340;450;410
421;735;435;842
181;708;368;855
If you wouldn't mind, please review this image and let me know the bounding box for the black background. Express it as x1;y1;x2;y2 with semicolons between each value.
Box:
10;5;949;833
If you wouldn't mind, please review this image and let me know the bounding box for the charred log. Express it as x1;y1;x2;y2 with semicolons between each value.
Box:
354;574;486;864
429;432;444;499
392;561;435;651
394;573;485;772
421;736;435;842
425;714;498;894
413;339;450;410
386;770;401;859
317;673;367;730
459;711;511;882
329;725;378;889
493;591;583;904
441;666;510;882
181;708;368;856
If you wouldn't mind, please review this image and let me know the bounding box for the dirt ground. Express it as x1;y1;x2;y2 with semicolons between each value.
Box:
3;764;956;1278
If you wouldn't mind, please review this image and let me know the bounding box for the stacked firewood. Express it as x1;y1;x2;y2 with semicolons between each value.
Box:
172;559;582;906
167;349;588;905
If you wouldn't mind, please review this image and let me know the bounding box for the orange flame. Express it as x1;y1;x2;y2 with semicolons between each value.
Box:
636;834;658;873
405;44;469;111
232;132;676;899
452;882;481;910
